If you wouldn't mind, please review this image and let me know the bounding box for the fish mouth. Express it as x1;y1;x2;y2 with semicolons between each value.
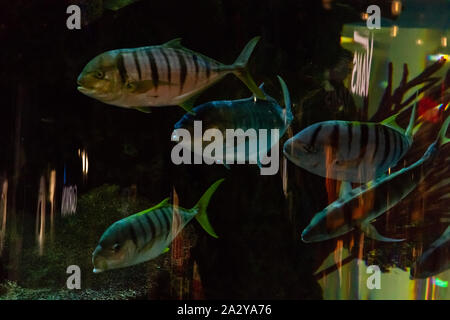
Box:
77;86;91;94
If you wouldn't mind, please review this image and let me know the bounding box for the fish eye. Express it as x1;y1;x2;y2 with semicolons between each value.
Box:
112;243;121;252
126;82;135;91
302;144;315;153
94;70;105;79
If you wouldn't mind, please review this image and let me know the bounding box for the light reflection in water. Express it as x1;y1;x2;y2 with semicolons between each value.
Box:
61;185;77;216
317;249;450;299
0;179;8;254
48;170;56;241
35;176;46;256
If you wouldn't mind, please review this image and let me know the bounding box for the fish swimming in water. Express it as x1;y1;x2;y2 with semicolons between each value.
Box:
172;76;292;172
77;37;265;113
301;115;450;243
283;104;418;183
92;179;224;273
410;225;450;279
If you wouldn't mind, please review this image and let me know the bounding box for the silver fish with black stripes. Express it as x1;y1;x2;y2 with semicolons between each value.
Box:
283;104;418;183
92;179;224;273
77;37;265;113
301;116;450;243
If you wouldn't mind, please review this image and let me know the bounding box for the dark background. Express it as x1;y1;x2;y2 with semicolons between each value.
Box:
0;0;419;299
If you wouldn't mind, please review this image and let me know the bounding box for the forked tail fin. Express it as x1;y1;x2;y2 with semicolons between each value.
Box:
231;37;265;100
192;179;225;238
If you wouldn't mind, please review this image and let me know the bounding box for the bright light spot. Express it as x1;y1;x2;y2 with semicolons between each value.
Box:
427;54;449;62
416;39;423;45
340;36;353;44
388;168;391;175
78;148;89;180
442;37;448;47
391;25;398;37
361;12;369;20
391;1;402;15
433;278;448;288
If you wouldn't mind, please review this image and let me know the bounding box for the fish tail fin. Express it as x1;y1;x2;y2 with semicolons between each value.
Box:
192;178;225;238
438;115;450;146
231;36;265;100
277;75;293;125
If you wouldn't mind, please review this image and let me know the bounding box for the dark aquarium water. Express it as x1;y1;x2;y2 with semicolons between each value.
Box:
0;0;449;300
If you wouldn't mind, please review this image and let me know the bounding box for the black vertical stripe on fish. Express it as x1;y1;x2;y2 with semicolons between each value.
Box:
132;51;142;80
396;131;404;160
160;49;171;86
356;124;369;163
203;57;211;79
392;131;399;163
192;54;199;84
380;126;391;168
176;51;187;93
347;123;353;156
134;218;148;243
160;208;171;232
372;125;379;162
116;53;127;84
146;49;159;90
143;214;156;239
309;125;322;148
154;212;166;236
330;124;340;161
127;223;138;247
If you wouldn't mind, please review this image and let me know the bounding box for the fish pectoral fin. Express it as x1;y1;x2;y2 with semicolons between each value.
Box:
179;95;199;114
339;181;353;198
135;107;153;113
360;222;405;242
162;247;170;254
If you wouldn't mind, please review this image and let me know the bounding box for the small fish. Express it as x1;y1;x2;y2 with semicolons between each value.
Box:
173;76;292;167
301;116;450;243
283;103;418;183
77;37;265;113
92;179;224;273
410;225;450;279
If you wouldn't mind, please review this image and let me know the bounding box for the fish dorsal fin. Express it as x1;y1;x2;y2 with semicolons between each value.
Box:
136;197;171;216
277;75;292;125
405;101;417;137
381;95;418;137
162;38;184;49
381;112;405;134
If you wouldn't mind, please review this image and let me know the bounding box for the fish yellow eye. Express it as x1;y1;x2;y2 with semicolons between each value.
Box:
94;70;105;79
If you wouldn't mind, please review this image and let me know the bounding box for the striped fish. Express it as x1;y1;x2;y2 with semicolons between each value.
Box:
92;179;224;273
283;104;418;183
172;76;292;167
77;37;265;113
301;116;450;243
410;225;450;279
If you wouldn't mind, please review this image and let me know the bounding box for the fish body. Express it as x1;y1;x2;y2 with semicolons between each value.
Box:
284;105;417;183
410;226;450;279
92;179;224;273
301;116;450;243
173;76;292;165
77;37;264;112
